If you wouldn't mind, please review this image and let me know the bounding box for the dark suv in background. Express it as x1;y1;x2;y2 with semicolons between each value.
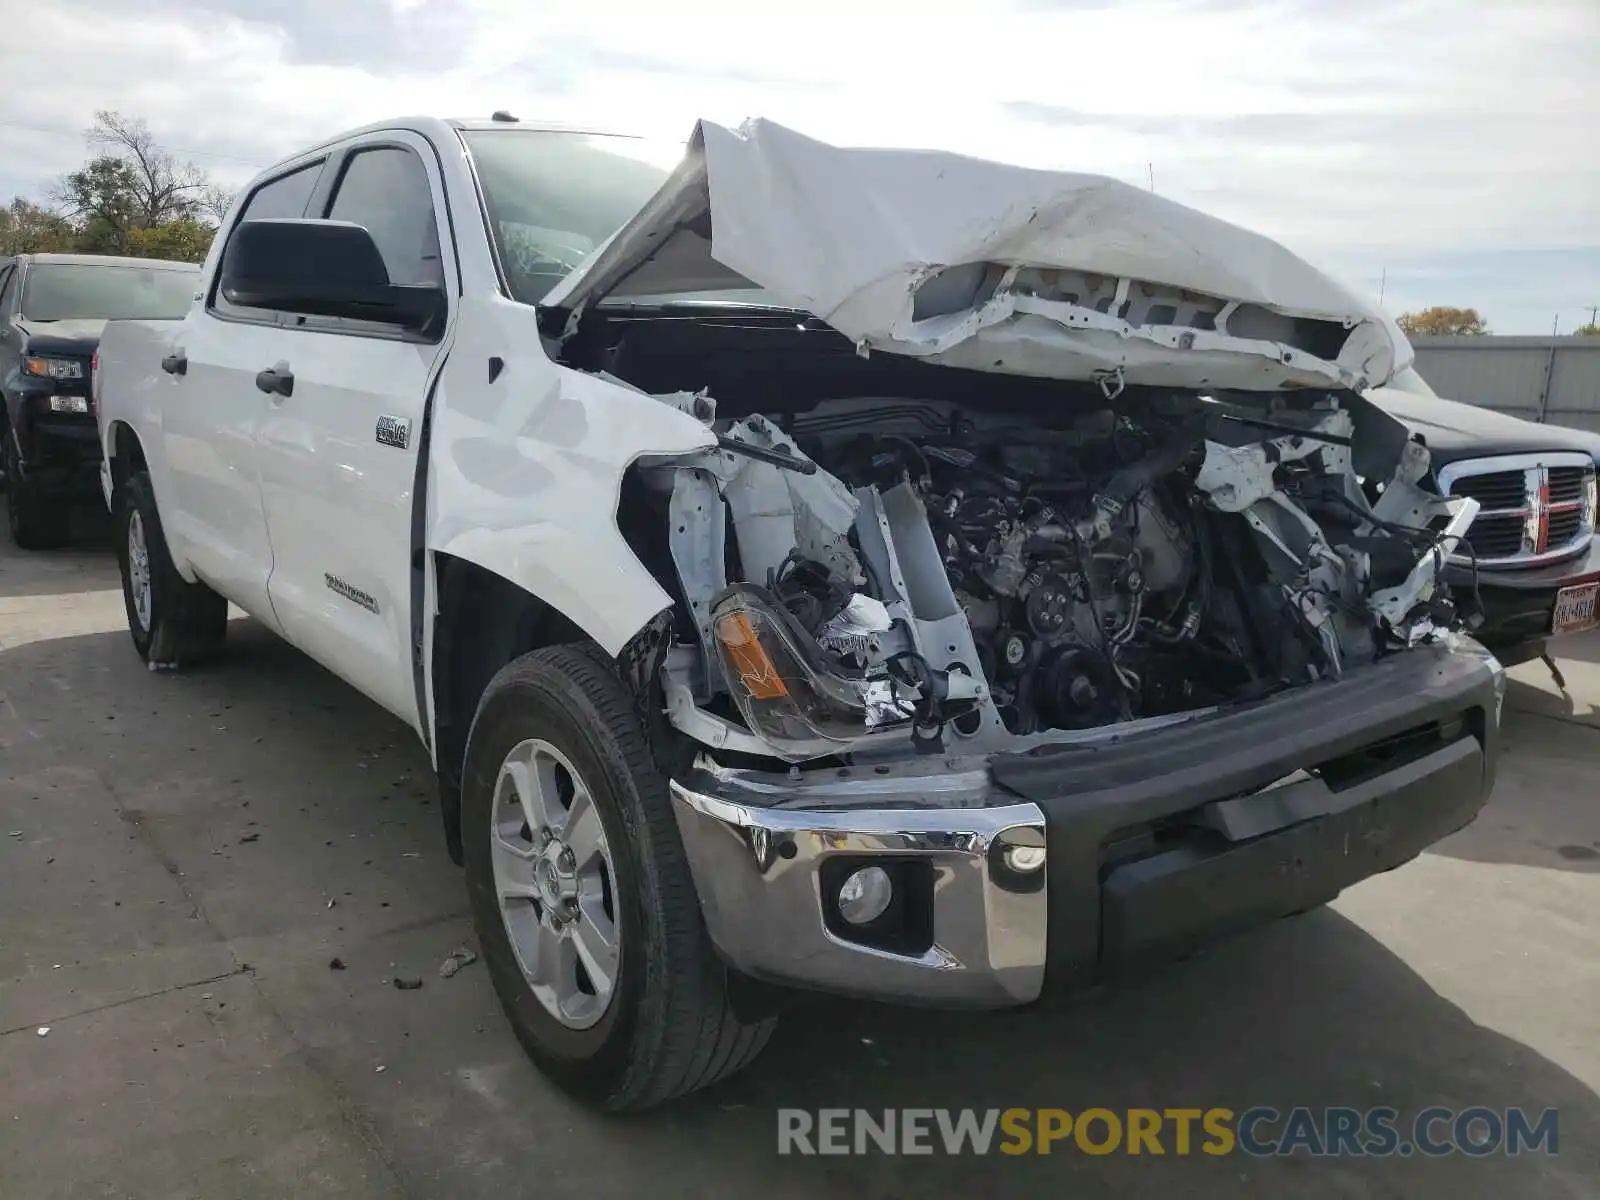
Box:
1371;368;1600;673
1;253;200;548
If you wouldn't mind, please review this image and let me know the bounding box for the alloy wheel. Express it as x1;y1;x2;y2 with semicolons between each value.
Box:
489;738;621;1029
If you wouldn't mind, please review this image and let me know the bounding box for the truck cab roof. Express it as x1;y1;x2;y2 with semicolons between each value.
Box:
269;115;649;162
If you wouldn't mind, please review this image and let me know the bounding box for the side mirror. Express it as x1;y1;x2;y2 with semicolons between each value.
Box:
220;219;445;336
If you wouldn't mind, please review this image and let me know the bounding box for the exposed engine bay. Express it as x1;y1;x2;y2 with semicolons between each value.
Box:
631;383;1479;765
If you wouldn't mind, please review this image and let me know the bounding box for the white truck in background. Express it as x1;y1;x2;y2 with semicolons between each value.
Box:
93;113;1504;1110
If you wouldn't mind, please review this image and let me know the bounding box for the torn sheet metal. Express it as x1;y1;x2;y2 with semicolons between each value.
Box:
546;119;1412;393
700;416;862;586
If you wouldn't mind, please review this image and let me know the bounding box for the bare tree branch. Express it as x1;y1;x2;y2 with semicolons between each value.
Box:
82;110;211;229
197;183;237;227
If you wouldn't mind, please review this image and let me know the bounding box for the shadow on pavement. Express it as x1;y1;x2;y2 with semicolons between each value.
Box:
3;620;1596;1198
652;908;1600;1198
1501;674;1600;732
0;504;119;600
1547;630;1600;666
1426;693;1600;872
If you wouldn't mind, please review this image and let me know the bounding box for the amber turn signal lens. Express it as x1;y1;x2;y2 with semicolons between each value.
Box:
713;610;789;700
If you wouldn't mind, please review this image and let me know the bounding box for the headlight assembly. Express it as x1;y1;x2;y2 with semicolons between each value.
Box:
709;586;916;758
24;356;84;381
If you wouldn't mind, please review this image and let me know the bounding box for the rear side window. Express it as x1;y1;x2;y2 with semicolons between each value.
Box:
324;147;444;288
212;159;324;320
237;162;322;223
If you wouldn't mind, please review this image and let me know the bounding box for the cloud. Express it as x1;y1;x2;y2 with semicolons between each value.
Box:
1;0;1594;332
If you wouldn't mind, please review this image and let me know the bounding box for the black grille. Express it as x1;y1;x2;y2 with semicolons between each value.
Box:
1548;508;1585;548
1464;514;1526;558
1549;466;1590;505
1449;470;1526;510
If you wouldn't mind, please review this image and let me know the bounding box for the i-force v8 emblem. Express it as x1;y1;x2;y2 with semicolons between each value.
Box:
375;415;412;449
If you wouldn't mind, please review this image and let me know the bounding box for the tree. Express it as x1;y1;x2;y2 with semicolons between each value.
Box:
54;156;141;252
0;197;76;254
126;219;215;264
47;110;223;261
1574;323;1600;337
196;183;237;227
1397;307;1490;336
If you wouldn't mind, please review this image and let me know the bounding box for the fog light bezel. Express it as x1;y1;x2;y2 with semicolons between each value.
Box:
818;856;935;955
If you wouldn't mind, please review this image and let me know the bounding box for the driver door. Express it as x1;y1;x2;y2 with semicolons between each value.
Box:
254;132;456;728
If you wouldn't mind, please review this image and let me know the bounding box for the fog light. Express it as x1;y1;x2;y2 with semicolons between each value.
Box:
1003;845;1047;873
836;866;893;925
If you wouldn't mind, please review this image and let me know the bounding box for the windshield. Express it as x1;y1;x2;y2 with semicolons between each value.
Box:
464;129;794;310
1382;365;1441;399
463;129;679;305
22;263;198;322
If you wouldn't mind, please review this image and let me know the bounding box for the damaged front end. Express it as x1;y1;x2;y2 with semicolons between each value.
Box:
524;118;1503;1006
530;117;1485;766
632;387;1479;765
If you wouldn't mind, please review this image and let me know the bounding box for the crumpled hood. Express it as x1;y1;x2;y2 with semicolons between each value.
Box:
545;118;1413;393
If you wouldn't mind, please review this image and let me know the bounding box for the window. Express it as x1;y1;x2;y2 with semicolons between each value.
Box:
21;264;197;321
462;130;674;304
0;266;16;314
213;159;324;319
236;161;322;223
325;147;444;288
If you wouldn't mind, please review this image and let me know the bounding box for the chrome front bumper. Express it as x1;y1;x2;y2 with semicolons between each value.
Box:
669;644;1502;1009
669;759;1048;1007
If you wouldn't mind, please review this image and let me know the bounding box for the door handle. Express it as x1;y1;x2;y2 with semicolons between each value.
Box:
255;366;294;398
161;352;187;376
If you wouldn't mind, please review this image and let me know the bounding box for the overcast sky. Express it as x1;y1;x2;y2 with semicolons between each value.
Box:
1;0;1595;333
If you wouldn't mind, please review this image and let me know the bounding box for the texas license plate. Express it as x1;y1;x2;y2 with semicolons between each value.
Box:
1551;582;1599;636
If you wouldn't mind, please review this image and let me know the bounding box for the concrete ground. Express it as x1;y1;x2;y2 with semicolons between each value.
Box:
1;509;1596;1199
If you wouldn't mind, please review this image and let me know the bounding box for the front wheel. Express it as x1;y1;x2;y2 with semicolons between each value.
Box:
4;435;69;550
117;471;227;665
462;643;776;1111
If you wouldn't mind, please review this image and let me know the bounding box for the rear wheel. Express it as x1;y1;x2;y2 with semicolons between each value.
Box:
117;471;227;665
4;436;69;550
462;643;776;1111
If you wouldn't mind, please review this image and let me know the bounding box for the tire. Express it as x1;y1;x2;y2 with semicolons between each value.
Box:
462;642;776;1111
117;471;228;665
4;435;69;550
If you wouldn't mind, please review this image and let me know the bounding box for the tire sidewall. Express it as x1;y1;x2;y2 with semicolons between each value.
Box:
461;669;658;1100
5;437;47;548
116;474;159;658
3;439;22;543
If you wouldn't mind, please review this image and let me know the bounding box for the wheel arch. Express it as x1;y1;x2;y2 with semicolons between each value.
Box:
106;419;149;496
429;551;684;863
427;459;695;863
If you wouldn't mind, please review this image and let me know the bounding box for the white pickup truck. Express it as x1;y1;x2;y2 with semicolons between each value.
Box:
94;113;1505;1111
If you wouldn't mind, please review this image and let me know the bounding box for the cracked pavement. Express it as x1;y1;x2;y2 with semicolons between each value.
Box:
2;510;1597;1198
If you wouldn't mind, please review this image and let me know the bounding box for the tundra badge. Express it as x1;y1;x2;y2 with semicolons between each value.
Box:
324;573;379;614
375;415;411;449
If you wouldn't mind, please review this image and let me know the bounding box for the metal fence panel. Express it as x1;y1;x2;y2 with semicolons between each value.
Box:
1409;336;1600;433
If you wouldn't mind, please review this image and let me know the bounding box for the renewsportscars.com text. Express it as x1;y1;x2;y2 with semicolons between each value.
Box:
777;1106;1559;1158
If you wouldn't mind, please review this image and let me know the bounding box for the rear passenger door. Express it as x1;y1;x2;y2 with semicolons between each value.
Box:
255;132;456;728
